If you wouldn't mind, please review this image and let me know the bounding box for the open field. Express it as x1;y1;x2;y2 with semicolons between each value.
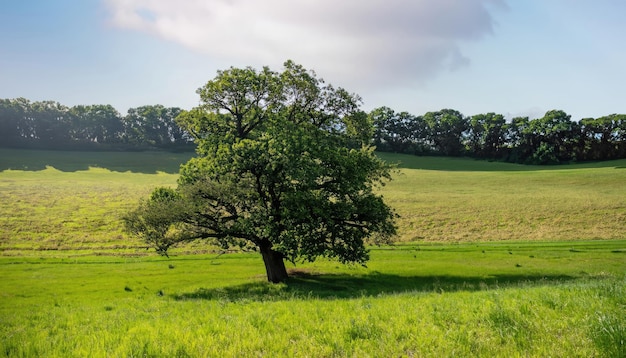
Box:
1;242;625;357
0;149;625;356
376;153;626;243
0;149;189;256
1;149;625;255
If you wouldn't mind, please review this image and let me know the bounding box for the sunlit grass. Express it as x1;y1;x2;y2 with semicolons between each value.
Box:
0;166;179;255
378;153;626;242
1;149;625;356
1;242;624;357
2;151;625;255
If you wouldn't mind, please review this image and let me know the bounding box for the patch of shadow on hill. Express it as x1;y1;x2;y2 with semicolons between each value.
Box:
0;149;193;174
172;271;578;302
377;153;626;172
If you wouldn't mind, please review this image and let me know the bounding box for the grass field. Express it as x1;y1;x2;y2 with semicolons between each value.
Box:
0;149;625;356
376;152;626;242
0;149;191;256
1;149;625;255
1;243;624;356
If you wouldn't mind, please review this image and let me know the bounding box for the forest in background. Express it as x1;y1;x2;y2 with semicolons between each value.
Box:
0;98;193;151
371;107;626;164
1;98;625;164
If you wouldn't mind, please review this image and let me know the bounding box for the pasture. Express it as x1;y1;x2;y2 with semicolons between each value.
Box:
0;149;625;357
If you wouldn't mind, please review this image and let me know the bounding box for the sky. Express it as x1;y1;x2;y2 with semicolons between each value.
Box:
1;0;625;121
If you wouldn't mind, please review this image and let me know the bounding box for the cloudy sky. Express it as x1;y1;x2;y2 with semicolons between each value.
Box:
1;0;625;120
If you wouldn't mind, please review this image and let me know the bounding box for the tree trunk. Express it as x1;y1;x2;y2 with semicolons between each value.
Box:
259;242;288;283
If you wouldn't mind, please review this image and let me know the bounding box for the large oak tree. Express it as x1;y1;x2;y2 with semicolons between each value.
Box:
124;61;397;283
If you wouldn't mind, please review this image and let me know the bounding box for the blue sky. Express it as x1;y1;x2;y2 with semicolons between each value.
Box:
1;0;625;121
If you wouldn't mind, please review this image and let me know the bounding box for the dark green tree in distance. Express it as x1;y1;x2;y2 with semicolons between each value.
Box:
0;98;28;145
124;61;397;283
69;104;123;144
0;98;192;150
505;116;532;163
370;106;429;154
123;105;187;147
423;109;468;156
580;114;626;160
616;114;626;157
528;110;578;164
29;100;72;145
468;112;507;159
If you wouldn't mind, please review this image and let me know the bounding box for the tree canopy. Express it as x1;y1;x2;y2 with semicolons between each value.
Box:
371;107;626;164
2;95;625;163
0;99;192;150
124;61;397;283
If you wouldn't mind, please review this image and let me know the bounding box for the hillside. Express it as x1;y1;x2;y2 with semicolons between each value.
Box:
1;149;625;256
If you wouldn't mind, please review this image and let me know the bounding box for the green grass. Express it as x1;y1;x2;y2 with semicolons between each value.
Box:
0;166;178;255
1;149;625;356
378;153;626;242
1;242;624;357
1;150;625;254
0;148;193;173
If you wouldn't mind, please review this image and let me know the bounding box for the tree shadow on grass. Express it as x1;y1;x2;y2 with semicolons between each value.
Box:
376;152;626;172
172;271;577;302
0;148;193;174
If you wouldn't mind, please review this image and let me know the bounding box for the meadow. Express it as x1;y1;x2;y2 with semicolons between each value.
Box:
0;148;625;357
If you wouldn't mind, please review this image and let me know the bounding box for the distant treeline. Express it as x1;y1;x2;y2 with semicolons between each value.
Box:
0;98;194;151
2;98;625;163
370;107;626;164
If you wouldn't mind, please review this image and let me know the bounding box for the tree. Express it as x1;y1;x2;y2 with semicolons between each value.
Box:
29;101;72;145
423;109;468;156
124;61;397;283
580;114;626;160
615;114;626;158
505;116;532;163
123;105;186;147
0;98;27;145
68;104;123;145
370;107;429;154
468;113;507;159
529;110;576;164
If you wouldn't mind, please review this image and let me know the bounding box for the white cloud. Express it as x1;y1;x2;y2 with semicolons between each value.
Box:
104;0;506;89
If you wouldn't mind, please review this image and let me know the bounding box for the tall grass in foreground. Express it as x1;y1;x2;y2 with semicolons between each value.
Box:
2;279;623;357
1;242;624;357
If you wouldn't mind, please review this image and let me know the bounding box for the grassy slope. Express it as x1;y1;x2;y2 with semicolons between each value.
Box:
378;152;626;242
1;149;625;255
0;149;189;255
0;167;177;254
1;149;625;356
